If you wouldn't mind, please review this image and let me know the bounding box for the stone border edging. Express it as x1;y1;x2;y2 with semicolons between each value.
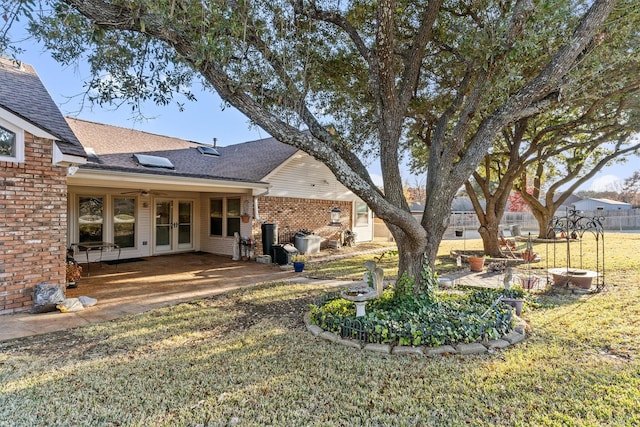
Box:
304;312;527;356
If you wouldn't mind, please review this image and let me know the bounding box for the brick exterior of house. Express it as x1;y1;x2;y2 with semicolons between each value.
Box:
252;196;352;254
0;132;68;314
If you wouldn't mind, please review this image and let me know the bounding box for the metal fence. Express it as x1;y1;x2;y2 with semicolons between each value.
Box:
448;209;640;236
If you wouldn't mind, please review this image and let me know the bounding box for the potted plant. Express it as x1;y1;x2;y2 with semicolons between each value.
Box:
519;275;539;289
241;213;251;223
291;254;307;272
65;260;82;289
468;255;486;272
501;286;525;316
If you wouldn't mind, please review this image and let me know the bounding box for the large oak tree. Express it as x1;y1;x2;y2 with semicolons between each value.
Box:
4;0;629;289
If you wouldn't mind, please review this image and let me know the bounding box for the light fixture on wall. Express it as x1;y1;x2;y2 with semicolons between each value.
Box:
329;206;342;226
67;165;79;176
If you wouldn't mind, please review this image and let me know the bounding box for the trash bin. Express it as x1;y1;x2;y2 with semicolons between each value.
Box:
272;243;298;265
261;223;278;256
294;234;321;255
510;224;521;237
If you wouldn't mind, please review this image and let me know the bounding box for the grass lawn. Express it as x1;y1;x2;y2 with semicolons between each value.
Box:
1;233;639;426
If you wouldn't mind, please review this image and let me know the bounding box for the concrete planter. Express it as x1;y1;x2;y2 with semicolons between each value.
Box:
502;297;524;316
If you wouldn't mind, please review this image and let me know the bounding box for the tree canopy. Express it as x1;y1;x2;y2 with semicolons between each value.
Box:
2;0;634;286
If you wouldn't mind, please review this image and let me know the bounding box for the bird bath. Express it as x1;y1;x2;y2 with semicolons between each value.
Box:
340;288;379;317
340;261;384;317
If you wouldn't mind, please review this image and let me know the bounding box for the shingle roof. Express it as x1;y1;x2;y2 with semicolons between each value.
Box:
0;58;86;158
66;118;298;182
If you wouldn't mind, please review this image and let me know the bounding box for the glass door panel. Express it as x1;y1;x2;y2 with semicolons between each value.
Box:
178;201;193;248
155;200;172;252
155;199;193;253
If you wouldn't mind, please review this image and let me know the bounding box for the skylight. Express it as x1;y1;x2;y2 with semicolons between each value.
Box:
133;153;175;169
197;146;220;156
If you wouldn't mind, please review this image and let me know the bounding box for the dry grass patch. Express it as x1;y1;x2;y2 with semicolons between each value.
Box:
1;234;640;426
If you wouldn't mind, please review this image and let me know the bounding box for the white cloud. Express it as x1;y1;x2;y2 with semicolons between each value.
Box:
590;175;623;192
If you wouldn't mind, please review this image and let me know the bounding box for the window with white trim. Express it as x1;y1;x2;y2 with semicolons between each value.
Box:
78;196;104;243
0;119;24;163
355;201;370;226
210;197;242;237
114;197;136;248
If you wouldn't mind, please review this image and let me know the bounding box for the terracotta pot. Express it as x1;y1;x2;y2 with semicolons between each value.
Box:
468;256;485;272
241;215;250;223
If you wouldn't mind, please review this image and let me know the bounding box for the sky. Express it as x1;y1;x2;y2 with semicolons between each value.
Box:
7;29;639;192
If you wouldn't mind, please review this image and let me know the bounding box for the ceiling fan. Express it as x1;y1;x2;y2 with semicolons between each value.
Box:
120;189;168;196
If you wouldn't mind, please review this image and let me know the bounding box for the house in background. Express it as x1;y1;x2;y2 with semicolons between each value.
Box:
0;58;87;314
65;118;373;264
571;197;632;211
1;58;373;315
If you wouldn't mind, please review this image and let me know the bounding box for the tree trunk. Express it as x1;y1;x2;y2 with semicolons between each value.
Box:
478;223;502;257
393;230;428;292
530;206;555;239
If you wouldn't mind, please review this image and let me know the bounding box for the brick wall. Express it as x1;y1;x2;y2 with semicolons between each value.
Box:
0;132;68;314
252;196;352;254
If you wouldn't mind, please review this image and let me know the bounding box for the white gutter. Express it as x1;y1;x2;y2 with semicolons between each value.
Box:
69;168;270;194
52;143;87;167
252;188;270;223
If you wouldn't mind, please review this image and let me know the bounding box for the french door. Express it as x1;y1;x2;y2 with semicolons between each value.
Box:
154;199;193;253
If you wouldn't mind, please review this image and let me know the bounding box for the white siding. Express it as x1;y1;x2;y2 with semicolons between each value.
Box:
266;152;374;242
573;198;632;211
199;193;254;256
267;153;355;201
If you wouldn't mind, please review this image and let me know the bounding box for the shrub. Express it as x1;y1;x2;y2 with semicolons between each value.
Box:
309;287;514;347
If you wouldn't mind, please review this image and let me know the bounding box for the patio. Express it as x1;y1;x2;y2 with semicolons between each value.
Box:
66;252;296;310
0;253;298;341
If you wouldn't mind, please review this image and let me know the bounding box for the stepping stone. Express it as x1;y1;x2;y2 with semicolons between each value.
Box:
502;331;525;344
456;342;487;355
425;345;457;356
306;324;323;337
319;331;340;343
486;339;510;349
364;343;391;354
392;346;424;356
337;338;362;350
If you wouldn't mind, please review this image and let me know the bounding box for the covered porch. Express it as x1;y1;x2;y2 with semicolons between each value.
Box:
65;252;293;317
2;253;298;340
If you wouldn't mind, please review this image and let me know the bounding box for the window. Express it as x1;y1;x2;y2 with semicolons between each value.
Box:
226;198;241;237
210;197;242;237
210;199;223;236
355;201;369;226
0;120;24;162
0;125;16;157
79;196;104;243
114;197;136;248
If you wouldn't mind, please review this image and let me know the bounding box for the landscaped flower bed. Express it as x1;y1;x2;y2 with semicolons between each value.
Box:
310;285;523;347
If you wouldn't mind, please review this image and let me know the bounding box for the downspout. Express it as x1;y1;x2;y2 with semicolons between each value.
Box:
253;189;270;223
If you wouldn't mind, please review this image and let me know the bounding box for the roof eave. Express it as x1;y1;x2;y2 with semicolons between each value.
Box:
68;168;270;193
0;106;59;140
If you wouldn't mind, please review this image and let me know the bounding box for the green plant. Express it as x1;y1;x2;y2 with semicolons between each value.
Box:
291;254;307;263
310;286;513;346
